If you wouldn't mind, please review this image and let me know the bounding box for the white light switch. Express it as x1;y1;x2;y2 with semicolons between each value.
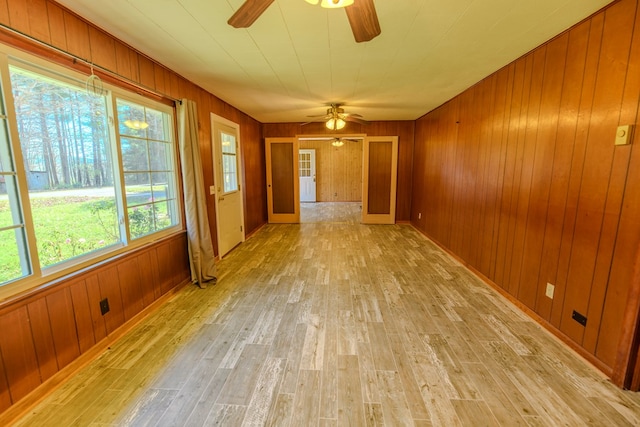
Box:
615;125;634;146
545;283;555;299
209;185;216;195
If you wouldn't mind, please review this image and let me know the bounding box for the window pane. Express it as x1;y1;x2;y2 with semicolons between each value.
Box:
222;153;237;193
146;109;167;141
0;229;26;284
0;76;29;284
10;65;121;268
117;100;147;138
0;120;13;173
154;200;171;229
151;172;171;202
0;175;21;229
128;205;155;239
124;172;152;206
121;138;149;171
221;133;236;154
34;196;117;266
117;98;178;240
149;141;169;171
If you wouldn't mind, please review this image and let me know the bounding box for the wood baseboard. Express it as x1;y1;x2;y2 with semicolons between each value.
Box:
245;222;267;239
0;278;191;426
408;223;614;381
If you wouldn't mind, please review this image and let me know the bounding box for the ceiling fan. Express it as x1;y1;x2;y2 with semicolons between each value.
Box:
303;103;369;129
228;0;381;43
331;137;361;146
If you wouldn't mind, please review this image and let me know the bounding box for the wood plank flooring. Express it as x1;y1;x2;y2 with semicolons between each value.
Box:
14;202;640;426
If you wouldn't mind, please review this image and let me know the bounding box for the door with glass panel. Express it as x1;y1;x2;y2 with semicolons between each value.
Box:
212;116;244;257
362;136;398;224
265;137;299;223
299;149;316;202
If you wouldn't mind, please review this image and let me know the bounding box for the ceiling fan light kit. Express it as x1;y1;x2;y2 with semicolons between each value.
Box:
305;0;355;8
123;119;149;130
301;103;368;128
229;0;380;43
326;117;346;130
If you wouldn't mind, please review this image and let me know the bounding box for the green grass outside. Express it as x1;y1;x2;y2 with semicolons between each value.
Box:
0;188;172;284
0;196;119;283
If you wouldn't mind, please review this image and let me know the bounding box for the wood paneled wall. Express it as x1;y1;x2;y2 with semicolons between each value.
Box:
0;0;267;417
411;0;640;382
299;140;363;202
0;0;266;247
263;121;415;221
0;233;190;415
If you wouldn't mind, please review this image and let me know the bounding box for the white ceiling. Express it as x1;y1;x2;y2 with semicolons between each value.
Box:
55;0;613;123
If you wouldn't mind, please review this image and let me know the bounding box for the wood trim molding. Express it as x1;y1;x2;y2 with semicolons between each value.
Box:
0;277;191;426
0;25;175;106
612;246;640;389
410;224;614;379
0;232;188;312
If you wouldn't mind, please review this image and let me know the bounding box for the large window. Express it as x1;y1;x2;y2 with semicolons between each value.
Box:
10;65;120;269
117;99;178;239
0;53;180;290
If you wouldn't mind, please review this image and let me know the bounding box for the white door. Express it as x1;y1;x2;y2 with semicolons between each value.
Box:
212;115;244;257
299;149;316;202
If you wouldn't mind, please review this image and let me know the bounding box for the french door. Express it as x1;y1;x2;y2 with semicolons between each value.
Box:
266;137;300;223
362;136;398;224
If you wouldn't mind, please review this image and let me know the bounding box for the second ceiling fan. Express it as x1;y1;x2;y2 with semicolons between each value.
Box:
228;0;381;43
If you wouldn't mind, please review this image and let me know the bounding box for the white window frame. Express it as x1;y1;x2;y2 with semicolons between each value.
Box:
113;93;181;243
0;43;183;302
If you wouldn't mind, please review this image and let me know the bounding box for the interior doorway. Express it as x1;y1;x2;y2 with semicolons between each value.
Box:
300;202;361;224
298;136;363;223
266;134;398;225
299;149;316;202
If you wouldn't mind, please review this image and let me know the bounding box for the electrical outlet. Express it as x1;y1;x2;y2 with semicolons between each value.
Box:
572;310;587;326
100;298;110;315
418;213;422;219
545;282;555;299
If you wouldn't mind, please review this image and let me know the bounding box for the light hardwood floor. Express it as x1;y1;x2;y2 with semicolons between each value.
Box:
14;202;640;426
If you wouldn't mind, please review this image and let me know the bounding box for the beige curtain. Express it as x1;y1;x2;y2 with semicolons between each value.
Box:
177;99;217;288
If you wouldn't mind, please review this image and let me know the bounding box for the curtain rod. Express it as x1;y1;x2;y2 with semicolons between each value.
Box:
0;24;181;105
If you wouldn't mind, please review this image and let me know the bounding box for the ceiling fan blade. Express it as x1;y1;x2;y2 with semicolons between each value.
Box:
228;0;275;28
345;0;381;43
344;115;369;125
300;120;325;126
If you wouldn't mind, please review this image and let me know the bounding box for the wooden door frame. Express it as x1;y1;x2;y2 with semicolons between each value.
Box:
266;137;300;223
613;248;640;390
362;136;399;224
